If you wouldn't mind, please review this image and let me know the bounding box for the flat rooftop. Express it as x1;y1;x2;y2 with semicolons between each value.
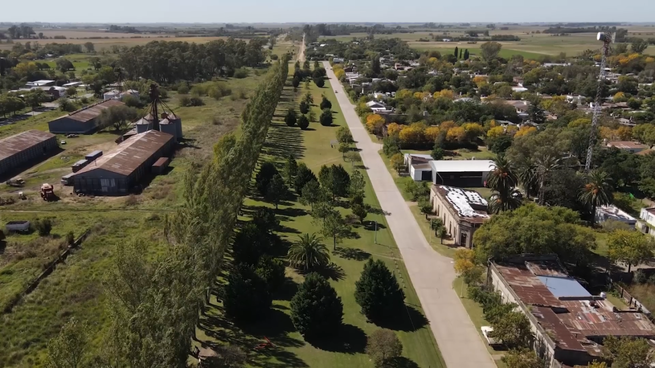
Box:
433;185;489;223
429;159;495;173
493;255;655;356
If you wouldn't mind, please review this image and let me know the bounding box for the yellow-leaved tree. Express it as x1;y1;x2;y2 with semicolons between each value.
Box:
399;123;427;147
514;126;537;138
365;114;386;134
386;123;403;137
424;126;441;142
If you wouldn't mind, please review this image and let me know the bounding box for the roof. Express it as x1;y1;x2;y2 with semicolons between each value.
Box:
433;185;489;223
607;141;648;150
429;159;495;173
53;99;125;124
0;130;56;161
75;130;174;177
492;255;655;355
596;205;637;223
152;157;169;167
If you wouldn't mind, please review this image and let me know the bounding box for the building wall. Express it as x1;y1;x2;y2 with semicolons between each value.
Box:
48;117;97;134
433;170;489;187
640;209;655;228
0;136;58;176
429;187;480;248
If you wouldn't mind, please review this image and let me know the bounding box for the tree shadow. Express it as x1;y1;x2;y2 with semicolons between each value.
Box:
306;324;367;353
298;262;345;281
334;247;371;261
374;305;429;332
275;278;299;301
383;357;420;368
363;220;387;231
275;207;307;218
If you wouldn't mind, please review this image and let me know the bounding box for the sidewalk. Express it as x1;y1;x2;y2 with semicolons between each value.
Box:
324;62;496;368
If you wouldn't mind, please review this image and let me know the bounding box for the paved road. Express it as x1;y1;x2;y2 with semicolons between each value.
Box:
324;62;496;368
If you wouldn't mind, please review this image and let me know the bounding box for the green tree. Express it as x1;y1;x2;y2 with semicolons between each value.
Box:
321;211;350;250
319;164;350;199
631;38;649;54
579;170;614;225
298;114;310;130
232;223;272;266
352;203;369;224
431;145;444;160
83;42;95;53
320;95;332;110
336;126;353;144
294;163;317;193
304;91;314;105
607;229;655;273
252;207;279;233
256;256;286;293
266;173;287;209
463;49;470;60
604;335;654;368
224;264;272;321
355;259;405;321
366;329;403;367
418;198;433;219
349;170;366;199
473;203;596;264
314;77;325;88
490;311;533;349
390;153;405;173
46;318;88;368
338;142;350;159
320;108;333;126
501;349;544;368
299;100;309;114
98;105;138;132
288;233;330;271
285;108;297;127
285;154;298;182
383;136;401;157
292;75;301;88
300;180;325;211
291;273;343;338
454;46;459;58
480;41;502;61
255;161;279;196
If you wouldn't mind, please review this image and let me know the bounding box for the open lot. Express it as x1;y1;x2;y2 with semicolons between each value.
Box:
0;69;270;367
195;70;445;368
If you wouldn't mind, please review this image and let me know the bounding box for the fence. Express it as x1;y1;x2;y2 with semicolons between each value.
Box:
2;228;91;314
613;282;652;316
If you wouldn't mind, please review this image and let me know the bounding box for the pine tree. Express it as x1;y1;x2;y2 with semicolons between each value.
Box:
285;108;297;127
291;273;343;338
255;162;279;196
298;115;310;130
299;100;310;114
464;49;470;60
320;96;332;110
355;259;405;321
224;264;272;321
320;108;333;126
294;163;317;193
266;173;287;209
285;154;298;182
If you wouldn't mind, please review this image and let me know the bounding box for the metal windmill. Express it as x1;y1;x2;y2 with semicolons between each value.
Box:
585;32;615;172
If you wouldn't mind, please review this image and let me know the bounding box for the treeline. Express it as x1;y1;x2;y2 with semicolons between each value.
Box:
44;55;291;366
108;25;141;33
117;38;267;83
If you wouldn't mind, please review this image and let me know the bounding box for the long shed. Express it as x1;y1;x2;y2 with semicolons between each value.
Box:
48;99;125;134
72;130;175;195
0;130;58;176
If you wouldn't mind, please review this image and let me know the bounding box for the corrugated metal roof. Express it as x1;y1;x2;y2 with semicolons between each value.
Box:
0;130;56;161
54;99;124;124
75;130;174;177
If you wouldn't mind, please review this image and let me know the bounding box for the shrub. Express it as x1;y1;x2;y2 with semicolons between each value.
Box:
320;96;332;110
255;162;279;196
59;98;76;112
299;101;309;114
256;256;286;292
177;83;190;94
298;115;309;130
189;96;204;106
179;95;191;107
34;218;53;236
234;67;249;79
313;77;325;88
366;329;403;367
382;136;400;157
320;108;333;126
291;273;343;337
285;108;297;127
66;231;75;246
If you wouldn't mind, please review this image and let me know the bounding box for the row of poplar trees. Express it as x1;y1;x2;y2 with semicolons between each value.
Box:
49;55;290;368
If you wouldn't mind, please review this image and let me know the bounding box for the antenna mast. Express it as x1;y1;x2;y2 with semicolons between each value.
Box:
585;32;613;172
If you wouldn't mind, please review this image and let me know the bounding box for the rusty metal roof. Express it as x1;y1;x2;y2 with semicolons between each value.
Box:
75;130;174;177
0;130;56;161
494;256;655;354
54;99;125;123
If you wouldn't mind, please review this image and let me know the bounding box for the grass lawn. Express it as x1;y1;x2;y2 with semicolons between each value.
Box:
195;71;445;368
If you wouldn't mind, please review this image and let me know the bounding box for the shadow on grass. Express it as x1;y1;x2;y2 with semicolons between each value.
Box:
275;278;299;301
363;220;387;231
374;305;429;332
275;207;307;219
334;247;371;261
383;357;420;368
297;262;345;281
306;324;367;353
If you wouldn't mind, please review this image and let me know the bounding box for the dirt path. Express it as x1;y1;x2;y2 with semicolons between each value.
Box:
298;33;306;62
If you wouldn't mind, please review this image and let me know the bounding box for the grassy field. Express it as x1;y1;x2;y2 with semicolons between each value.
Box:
195;72;445;367
0;35;232;51
0;70;269;367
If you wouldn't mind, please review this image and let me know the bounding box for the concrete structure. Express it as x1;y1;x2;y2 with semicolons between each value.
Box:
104;89;140;101
595;204;637;228
325;61;496;368
430;159;495;187
489;254;655;368
606;140;649;154
640;207;655;228
0;130;58;177
430;185;489;248
72;130;175;195
48;99;125;134
404;153;433;181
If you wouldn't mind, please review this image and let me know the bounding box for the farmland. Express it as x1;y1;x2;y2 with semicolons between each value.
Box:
320;25;655;58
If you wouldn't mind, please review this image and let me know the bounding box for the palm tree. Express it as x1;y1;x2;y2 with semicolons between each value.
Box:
579;170;614;225
288;233;330;271
487;154;517;192
535;153;561;205
517;163;539;198
489;187;523;214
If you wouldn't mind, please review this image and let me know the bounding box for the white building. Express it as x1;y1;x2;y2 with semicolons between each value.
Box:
595;205;637;229
640;207;655;228
104;89;121;101
26;80;55;87
430;159;495;187
404;153;433;181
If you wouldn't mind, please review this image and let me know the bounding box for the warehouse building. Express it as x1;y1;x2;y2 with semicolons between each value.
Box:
48;99;125;134
72;130;175;195
0;130;58;177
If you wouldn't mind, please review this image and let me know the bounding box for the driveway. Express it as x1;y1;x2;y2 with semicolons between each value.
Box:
324;62;496;368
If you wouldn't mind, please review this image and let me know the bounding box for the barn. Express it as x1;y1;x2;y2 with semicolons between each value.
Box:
72;130;175;195
0;130;58;177
430;160;495;187
48;99;125;134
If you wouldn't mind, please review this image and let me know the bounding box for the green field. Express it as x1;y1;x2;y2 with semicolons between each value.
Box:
195;71;445;367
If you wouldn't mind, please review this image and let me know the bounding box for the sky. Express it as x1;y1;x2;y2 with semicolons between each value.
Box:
2;0;655;23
